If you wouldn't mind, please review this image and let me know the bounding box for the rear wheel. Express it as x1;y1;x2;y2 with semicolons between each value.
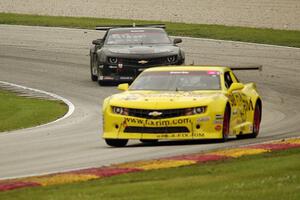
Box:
249;103;261;138
221;105;230;142
105;139;128;147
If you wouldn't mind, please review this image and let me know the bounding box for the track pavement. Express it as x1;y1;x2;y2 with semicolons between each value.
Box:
0;25;299;179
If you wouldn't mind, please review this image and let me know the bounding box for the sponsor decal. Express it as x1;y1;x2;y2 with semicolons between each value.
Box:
124;117;191;126
214;120;223;124
103;76;114;80
196;116;210;123
193;132;205;137
156;133;190;138
215;114;223;120
207;71;220;75
120;77;133;80
170;71;189;74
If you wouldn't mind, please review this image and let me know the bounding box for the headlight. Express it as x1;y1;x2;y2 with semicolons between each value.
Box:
185;106;206;115
167;55;177;63
112;106;128;115
108;57;118;64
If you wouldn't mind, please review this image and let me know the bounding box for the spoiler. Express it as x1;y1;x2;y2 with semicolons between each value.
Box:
230;65;263;71
95;24;166;31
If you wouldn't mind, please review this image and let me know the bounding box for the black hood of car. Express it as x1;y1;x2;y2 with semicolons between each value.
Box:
98;44;180;58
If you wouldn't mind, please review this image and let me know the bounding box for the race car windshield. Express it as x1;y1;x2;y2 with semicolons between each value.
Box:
130;71;221;91
105;29;171;45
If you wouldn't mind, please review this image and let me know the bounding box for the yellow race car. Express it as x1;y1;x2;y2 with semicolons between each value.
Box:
102;66;262;147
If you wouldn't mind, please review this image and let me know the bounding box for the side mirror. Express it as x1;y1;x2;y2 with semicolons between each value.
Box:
228;83;244;93
117;83;129;91
173;38;182;44
92;39;103;45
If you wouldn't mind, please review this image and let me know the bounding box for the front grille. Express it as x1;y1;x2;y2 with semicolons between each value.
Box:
128;108;186;119
124;126;189;133
120;56;177;67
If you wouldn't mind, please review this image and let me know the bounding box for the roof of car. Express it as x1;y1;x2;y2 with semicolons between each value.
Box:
144;66;230;72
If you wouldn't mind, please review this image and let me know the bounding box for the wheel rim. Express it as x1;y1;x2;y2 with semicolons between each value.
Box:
253;106;261;134
223;108;230;139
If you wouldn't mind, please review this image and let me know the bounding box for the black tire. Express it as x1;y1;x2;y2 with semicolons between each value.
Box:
220;105;230;142
105;139;128;147
140;139;158;144
90;55;98;82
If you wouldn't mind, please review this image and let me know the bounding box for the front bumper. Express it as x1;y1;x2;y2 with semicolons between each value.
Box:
102;112;224;140
99;58;183;81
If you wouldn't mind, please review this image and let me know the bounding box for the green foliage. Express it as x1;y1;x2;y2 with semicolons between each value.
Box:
1;13;300;48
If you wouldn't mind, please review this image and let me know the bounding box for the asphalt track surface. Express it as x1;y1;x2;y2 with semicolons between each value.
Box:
0;25;300;179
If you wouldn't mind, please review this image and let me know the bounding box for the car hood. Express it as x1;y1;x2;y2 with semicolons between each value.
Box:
101;45;179;57
108;91;225;109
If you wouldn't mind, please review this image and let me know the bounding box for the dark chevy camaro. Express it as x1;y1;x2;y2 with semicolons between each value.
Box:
90;26;185;85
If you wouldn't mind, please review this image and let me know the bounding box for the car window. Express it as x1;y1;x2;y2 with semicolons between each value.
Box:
130;71;221;91
224;71;233;88
105;29;171;45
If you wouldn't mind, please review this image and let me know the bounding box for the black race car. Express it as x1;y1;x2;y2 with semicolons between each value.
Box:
89;24;185;85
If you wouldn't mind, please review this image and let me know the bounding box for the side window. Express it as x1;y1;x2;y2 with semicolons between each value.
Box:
224;71;233;88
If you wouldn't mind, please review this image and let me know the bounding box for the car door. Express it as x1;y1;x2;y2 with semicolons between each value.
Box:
224;71;244;132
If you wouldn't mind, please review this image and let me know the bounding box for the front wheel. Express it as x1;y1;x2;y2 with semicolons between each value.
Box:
90;55;98;82
105;139;128;147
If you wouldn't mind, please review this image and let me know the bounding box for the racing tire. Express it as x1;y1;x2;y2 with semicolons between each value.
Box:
140;139;158;144
248;103;261;138
105;139;128;147
220;105;230;142
90;55;98;82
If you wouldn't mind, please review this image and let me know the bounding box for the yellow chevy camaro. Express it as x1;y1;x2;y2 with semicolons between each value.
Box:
102;66;262;147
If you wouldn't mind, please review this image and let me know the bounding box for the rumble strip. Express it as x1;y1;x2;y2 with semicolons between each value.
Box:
0;137;299;191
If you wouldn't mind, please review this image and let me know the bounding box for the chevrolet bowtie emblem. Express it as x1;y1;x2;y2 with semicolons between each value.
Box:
148;111;163;117
138;60;148;64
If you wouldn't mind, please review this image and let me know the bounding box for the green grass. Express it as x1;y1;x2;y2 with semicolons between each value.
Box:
1;12;300;48
0;89;68;132
1;148;299;200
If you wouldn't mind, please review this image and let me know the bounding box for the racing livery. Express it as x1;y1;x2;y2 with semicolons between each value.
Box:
90;25;185;85
102;66;262;147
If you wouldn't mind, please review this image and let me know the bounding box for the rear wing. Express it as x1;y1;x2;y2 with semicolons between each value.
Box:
96;24;166;31
230;65;263;71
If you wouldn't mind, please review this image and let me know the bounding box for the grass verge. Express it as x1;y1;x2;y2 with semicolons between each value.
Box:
0;89;68;132
1;13;300;48
1;148;299;200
